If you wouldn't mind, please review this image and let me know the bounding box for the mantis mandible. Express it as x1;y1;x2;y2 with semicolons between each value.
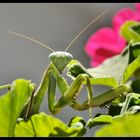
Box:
8;9;131;119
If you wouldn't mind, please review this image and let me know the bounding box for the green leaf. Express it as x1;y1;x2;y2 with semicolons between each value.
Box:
15;112;86;137
0;79;34;136
86;115;113;129
15;119;34;137
132;24;140;34
87;50;129;84
96;113;140;137
67;59;119;87
122;56;140;84
128;42;140;78
128;42;140;63
88;71;119;87
120;20;140;42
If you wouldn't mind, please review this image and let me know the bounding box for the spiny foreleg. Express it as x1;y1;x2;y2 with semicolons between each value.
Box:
51;74;93;116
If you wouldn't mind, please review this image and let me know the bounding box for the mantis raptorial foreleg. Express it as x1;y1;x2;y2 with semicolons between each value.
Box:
29;59;131;117
52;73;93;115
29;62;93;116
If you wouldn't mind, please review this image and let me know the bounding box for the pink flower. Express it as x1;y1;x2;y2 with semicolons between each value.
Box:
112;7;140;32
85;28;126;67
85;3;140;67
134;3;140;11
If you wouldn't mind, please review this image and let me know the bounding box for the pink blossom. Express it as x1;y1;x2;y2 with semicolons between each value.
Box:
112;8;140;32
134;3;140;11
85;28;126;67
85;3;140;67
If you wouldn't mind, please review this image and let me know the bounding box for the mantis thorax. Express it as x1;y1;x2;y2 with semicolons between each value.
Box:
49;51;73;73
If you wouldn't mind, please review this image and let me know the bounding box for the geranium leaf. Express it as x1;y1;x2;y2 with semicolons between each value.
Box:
120;20;140;42
87;47;129;84
15;119;34;137
15;112;86;137
67;59;119;87
121;56;140;84
0;79;34;136
86;115;113;129
128;42;140;63
96;112;140;137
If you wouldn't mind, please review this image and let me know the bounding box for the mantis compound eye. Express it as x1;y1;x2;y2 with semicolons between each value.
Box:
49;51;73;74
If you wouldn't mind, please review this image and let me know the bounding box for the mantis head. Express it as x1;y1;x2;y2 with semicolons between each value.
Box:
48;9;108;73
49;51;73;73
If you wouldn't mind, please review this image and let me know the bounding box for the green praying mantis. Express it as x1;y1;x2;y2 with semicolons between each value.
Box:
5;9;132;119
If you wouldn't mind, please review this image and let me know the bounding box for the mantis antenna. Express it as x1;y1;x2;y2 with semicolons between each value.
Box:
8;9;109;53
65;9;109;52
8;31;55;52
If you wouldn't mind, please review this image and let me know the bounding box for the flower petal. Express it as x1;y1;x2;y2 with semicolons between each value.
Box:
112;8;140;32
85;3;140;67
85;27;126;58
134;3;140;11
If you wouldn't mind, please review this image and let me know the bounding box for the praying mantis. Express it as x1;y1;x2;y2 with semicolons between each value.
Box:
7;9;131;119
